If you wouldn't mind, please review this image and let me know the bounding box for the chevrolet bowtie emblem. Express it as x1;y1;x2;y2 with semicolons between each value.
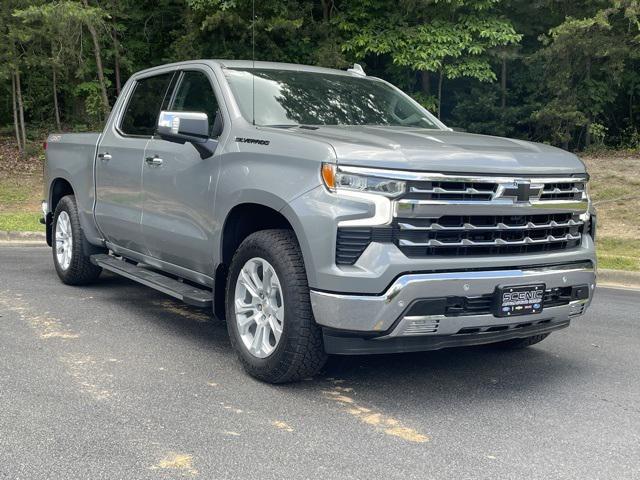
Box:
499;181;543;203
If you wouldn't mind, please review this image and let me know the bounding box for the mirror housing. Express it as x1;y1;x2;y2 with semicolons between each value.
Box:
156;111;216;159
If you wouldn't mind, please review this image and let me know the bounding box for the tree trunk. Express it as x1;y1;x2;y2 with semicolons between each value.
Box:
15;68;27;151
320;0;332;22
501;56;507;110
437;70;444;119
111;28;121;95
585;56;592;148
82;0;110;117
420;71;431;95
12;73;23;153
52;68;62;131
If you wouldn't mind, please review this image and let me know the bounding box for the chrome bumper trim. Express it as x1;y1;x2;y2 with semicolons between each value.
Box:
310;262;595;334
384;299;588;338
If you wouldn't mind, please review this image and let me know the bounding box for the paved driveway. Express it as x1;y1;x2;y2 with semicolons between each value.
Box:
1;246;638;479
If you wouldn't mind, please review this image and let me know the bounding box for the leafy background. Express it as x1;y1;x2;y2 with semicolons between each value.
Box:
1;0;639;152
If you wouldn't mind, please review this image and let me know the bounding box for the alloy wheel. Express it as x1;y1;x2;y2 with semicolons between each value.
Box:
234;257;284;358
55;211;73;270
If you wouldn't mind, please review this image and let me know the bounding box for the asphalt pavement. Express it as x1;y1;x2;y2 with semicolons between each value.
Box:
1;246;639;480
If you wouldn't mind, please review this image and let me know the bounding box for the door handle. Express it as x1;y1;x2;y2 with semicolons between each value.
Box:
97;152;112;161
145;156;163;167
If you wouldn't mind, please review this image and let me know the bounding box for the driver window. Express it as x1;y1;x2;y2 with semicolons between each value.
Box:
172;71;221;137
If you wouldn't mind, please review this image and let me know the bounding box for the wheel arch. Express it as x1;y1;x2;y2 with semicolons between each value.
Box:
214;201;311;320
49;177;75;211
46;177;75;246
47;177;105;257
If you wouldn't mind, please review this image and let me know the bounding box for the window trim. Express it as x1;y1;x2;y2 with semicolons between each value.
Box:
116;71;178;139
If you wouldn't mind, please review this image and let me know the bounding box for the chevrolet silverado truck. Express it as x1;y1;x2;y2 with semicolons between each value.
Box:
42;60;597;383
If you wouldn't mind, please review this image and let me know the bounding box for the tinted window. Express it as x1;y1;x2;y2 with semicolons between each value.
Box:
172;71;220;135
120;73;174;136
223;68;440;129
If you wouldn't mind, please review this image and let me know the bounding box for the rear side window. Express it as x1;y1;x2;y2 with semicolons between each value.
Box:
172;71;221;136
120;73;174;136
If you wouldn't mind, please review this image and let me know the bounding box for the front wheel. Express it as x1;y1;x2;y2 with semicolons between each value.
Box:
226;229;326;383
52;195;102;285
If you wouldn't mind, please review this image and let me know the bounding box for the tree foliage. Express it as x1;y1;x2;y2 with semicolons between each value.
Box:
0;0;639;151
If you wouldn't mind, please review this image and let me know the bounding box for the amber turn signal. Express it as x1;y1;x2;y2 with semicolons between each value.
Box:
321;163;336;190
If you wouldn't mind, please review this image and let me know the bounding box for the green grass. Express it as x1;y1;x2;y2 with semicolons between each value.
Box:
0;212;44;232
0;181;35;207
597;238;640;271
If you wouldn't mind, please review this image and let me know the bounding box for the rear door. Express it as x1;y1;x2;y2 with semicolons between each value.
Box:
141;67;224;274
95;71;176;253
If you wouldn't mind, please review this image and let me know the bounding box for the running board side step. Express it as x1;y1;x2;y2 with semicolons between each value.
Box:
90;254;213;308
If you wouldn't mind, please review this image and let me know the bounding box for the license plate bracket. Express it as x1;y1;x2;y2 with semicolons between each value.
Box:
494;283;545;317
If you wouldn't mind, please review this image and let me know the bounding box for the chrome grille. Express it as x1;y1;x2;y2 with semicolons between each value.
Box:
334;169;590;265
401;175;588;205
407;181;497;201
540;181;586;201
392;172;588;259
335;213;584;264
395;213;583;257
397;214;584;232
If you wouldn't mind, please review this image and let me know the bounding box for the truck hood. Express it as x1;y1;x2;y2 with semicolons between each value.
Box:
283;126;585;175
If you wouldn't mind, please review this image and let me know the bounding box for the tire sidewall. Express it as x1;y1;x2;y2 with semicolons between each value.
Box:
226;238;303;377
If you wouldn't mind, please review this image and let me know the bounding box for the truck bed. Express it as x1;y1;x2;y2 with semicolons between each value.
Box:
45;132;102;243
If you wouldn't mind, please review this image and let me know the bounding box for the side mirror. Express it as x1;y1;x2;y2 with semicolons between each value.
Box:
156;111;216;159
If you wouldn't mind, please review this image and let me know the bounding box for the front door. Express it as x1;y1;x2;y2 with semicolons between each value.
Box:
95;71;175;253
141;69;223;274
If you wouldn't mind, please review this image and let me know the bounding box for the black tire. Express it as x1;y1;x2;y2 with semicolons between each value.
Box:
225;229;327;383
52;195;102;285
490;333;550;349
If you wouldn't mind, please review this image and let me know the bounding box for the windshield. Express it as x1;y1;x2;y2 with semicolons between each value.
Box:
223;68;442;129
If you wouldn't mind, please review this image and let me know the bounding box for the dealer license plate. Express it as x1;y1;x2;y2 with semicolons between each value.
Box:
494;284;545;317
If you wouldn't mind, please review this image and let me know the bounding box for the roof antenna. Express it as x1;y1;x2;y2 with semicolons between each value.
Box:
252;0;256;126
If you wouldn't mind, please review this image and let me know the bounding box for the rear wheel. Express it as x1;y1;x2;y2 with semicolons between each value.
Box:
226;229;326;383
52;195;102;285
490;333;550;349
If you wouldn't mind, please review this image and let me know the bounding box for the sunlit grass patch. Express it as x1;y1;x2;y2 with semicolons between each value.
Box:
597;237;640;271
0;212;44;232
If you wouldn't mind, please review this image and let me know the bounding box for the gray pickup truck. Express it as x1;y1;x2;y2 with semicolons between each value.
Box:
42;60;596;383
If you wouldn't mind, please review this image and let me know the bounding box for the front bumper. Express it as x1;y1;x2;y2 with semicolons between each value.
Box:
311;261;595;354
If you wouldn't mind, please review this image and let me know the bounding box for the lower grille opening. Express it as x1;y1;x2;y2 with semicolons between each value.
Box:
458;327;482;334
515;322;533;328
405;285;586;318
486;325;510;332
455;318;554;335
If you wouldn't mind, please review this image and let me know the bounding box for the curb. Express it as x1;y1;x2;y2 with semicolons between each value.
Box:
0;230;46;245
598;269;640;290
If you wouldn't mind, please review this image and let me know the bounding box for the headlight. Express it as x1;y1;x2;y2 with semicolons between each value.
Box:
321;164;406;197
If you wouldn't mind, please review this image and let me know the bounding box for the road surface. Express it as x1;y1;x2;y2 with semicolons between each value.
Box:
1;246;638;479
